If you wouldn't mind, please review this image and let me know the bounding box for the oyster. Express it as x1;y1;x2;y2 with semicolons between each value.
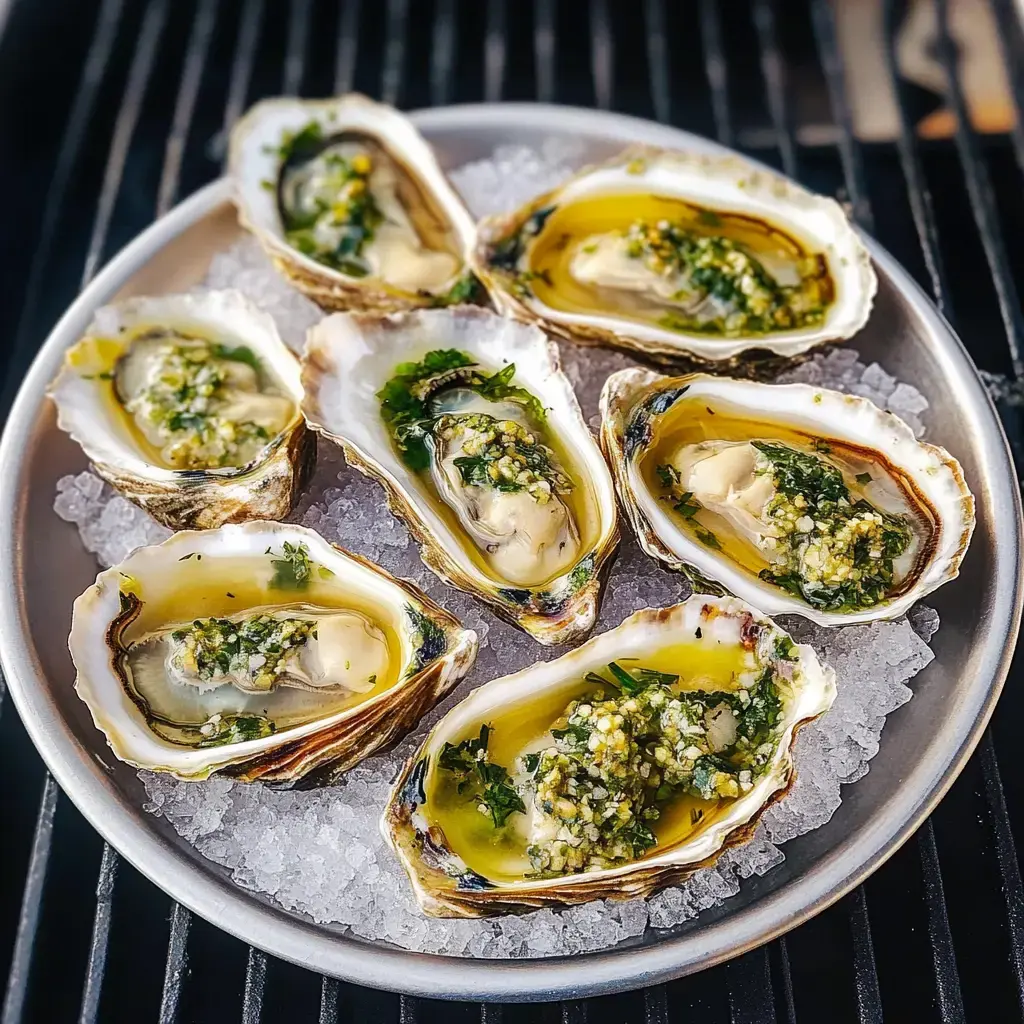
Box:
49;290;315;530
383;596;835;917
474;147;876;365
69;522;478;782
601;370;975;625
230;94;477;312
301;306;620;645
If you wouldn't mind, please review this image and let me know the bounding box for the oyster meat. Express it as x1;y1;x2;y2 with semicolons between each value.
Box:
69;522;478;781
48;290;315;530
383;597;835;916
301;307;620;645
230;94;477;311
601;370;975;625
474;147;876;364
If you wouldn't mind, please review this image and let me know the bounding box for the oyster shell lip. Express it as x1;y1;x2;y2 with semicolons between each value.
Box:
69;521;479;782
300;305;621;646
47;289;313;529
381;597;837;918
228;94;478;311
600;368;977;626
472;145;878;364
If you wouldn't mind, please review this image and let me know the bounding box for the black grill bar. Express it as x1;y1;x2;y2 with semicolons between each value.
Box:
429;0;454;107
319;976;339;1024
935;0;1024;376
726;948;776;1024
534;0;556;104
751;0;796;179
879;0;952;318
380;0;408;107
223;0;265;160
398;993;418;1023
848;888;882;1024
698;0;733;147
241;947;267;1024
809;0;872;231
333;0;359;96
156;902;191;1024
480;1002;503;1022
156;0;219;217
561;999;588;1023
283;0;313;96
774;939;796;1024
1;776;58;1024
484;0;507;103
643;0;669;125
643;983;668;1024
919;822;966;1021
589;0;611;110
980;732;1024;1015
1;0;124;415
82;0;169;288
77;844;119;1024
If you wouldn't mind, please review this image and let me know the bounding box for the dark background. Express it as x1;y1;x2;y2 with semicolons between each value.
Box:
3;0;1024;1021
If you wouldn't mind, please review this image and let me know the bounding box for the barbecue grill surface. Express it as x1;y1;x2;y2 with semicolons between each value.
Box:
3;1;1024;1020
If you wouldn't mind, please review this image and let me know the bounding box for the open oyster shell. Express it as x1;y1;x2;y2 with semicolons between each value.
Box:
301;306;620;645
474;146;876;366
69;522;478;782
383;597;836;917
48;290;315;530
601;369;975;625
230;94;477;312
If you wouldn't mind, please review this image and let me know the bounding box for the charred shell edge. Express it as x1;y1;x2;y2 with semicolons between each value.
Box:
472;145;877;367
228;94;478;312
299;306;621;646
70;523;479;782
599;368;976;626
380;598;836;917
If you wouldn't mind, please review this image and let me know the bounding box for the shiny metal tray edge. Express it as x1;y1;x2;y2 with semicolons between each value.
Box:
0;104;1020;1001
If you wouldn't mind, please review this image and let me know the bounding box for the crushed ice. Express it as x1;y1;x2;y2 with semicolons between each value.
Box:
54;144;941;957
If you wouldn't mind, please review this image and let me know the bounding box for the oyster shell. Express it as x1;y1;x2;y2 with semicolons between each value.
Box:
474;147;876;365
69;522;478;782
301;306;620;645
230;94;477;312
601;369;975;625
49;290;315;530
383;597;835;917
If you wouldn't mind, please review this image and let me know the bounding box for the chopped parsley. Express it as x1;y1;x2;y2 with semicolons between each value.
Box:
439;661;786;876
171;614;316;691
279;139;384;276
617;220;831;337
269;541;315;590
376;348;552;483
198;713;276;747
751;441;912;611
438;724;526;827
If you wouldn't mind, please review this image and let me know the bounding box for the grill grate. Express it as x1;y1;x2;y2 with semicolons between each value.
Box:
2;1;1024;1020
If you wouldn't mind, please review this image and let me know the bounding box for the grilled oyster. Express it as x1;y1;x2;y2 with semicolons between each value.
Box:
474;147;876;365
301;306;620;645
230;94;477;311
49;290;315;530
601;370;975;625
69;522;478;782
383;596;835;916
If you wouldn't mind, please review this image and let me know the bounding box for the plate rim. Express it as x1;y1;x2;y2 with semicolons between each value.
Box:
1;102;1020;1002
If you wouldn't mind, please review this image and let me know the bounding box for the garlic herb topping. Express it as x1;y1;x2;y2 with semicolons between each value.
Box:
436;659;785;876
657;441;912;611
572;218;831;337
118;336;293;470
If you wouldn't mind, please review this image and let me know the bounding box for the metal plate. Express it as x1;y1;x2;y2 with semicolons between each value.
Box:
0;104;1020;1002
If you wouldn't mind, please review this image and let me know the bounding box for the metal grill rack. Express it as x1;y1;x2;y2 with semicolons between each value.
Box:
2;0;1024;1019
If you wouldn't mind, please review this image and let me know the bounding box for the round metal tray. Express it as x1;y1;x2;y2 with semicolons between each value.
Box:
1;105;1020;1002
